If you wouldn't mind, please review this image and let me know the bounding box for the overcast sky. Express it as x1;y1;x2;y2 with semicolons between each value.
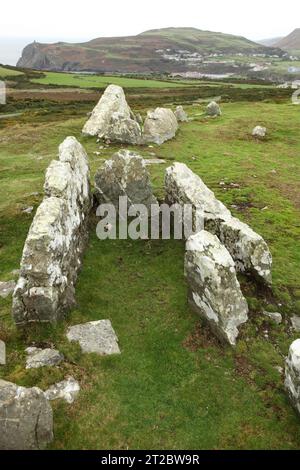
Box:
0;0;299;64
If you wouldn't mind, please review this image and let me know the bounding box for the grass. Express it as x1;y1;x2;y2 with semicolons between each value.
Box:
30;72;189;89
0;66;23;78
0;86;300;449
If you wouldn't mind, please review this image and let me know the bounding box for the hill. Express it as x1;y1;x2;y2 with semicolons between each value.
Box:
275;29;300;53
258;37;283;47
17;27;283;73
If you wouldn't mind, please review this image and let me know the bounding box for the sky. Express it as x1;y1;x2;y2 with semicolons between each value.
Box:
0;0;299;65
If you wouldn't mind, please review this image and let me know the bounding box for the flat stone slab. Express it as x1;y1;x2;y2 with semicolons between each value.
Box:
66;320;121;356
45;377;80;404
25;347;64;369
0;280;16;299
0;340;5;365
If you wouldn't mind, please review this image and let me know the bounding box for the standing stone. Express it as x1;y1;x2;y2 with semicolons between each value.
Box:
252;126;267;138
12;137;92;326
0;380;53;450
25;347;64;369
185;231;248;346
206;101;221;116
143;108;178;145
165;163;272;284
105;112;142;145
66;320;121;355
0;340;5;365
82;84;142;144
94;150;158;211
175;105;188;122
285;339;300;416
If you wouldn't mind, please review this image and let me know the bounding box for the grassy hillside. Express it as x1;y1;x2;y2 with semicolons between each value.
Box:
275;29;300;54
0;66;24;77
0;82;300;449
17;27;282;74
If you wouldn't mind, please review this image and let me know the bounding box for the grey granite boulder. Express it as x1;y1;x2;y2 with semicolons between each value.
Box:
82;84;141;144
175;105;188;122
45;377;80;404
0;379;53;450
12;137;92;325
0;340;5;365
25;347;64;369
143;107;178;145
94;150;157;211
165;163;272;284
206;101;221;116
66;320;121;355
185;231;248;346
285;339;300;416
105;112;142;145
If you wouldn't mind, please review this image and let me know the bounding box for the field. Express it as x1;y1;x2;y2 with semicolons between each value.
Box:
0;66;23;77
30;71;189;89
0;76;300;449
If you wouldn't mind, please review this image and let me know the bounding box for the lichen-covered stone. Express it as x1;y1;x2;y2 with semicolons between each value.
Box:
185;231;248;346
105;112;142;145
175;105;188;122
25;347;64;369
45;377;80;404
12;137;92;326
206;101;221;116
94;150;157;210
165;163;272;284
82;84;141;144
66;320;121;355
143;107;178;145
285;339;300;416
0;379;53;450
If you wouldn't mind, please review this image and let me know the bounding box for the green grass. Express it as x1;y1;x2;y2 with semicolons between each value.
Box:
1;92;300;449
0;66;24;78
30;72;189;89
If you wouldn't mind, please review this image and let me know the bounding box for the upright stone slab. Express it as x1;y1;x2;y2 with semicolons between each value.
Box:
185;231;248;346
285;339;300;416
82;84;142;144
12;137;92;325
175;105;188;122
94;150;158;211
143;108;178;145
206;101;221;116
0;380;53;450
165;163;272;284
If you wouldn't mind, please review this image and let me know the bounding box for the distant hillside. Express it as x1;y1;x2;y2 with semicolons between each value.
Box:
17;27;283;73
275;29;300;53
258;37;283;47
